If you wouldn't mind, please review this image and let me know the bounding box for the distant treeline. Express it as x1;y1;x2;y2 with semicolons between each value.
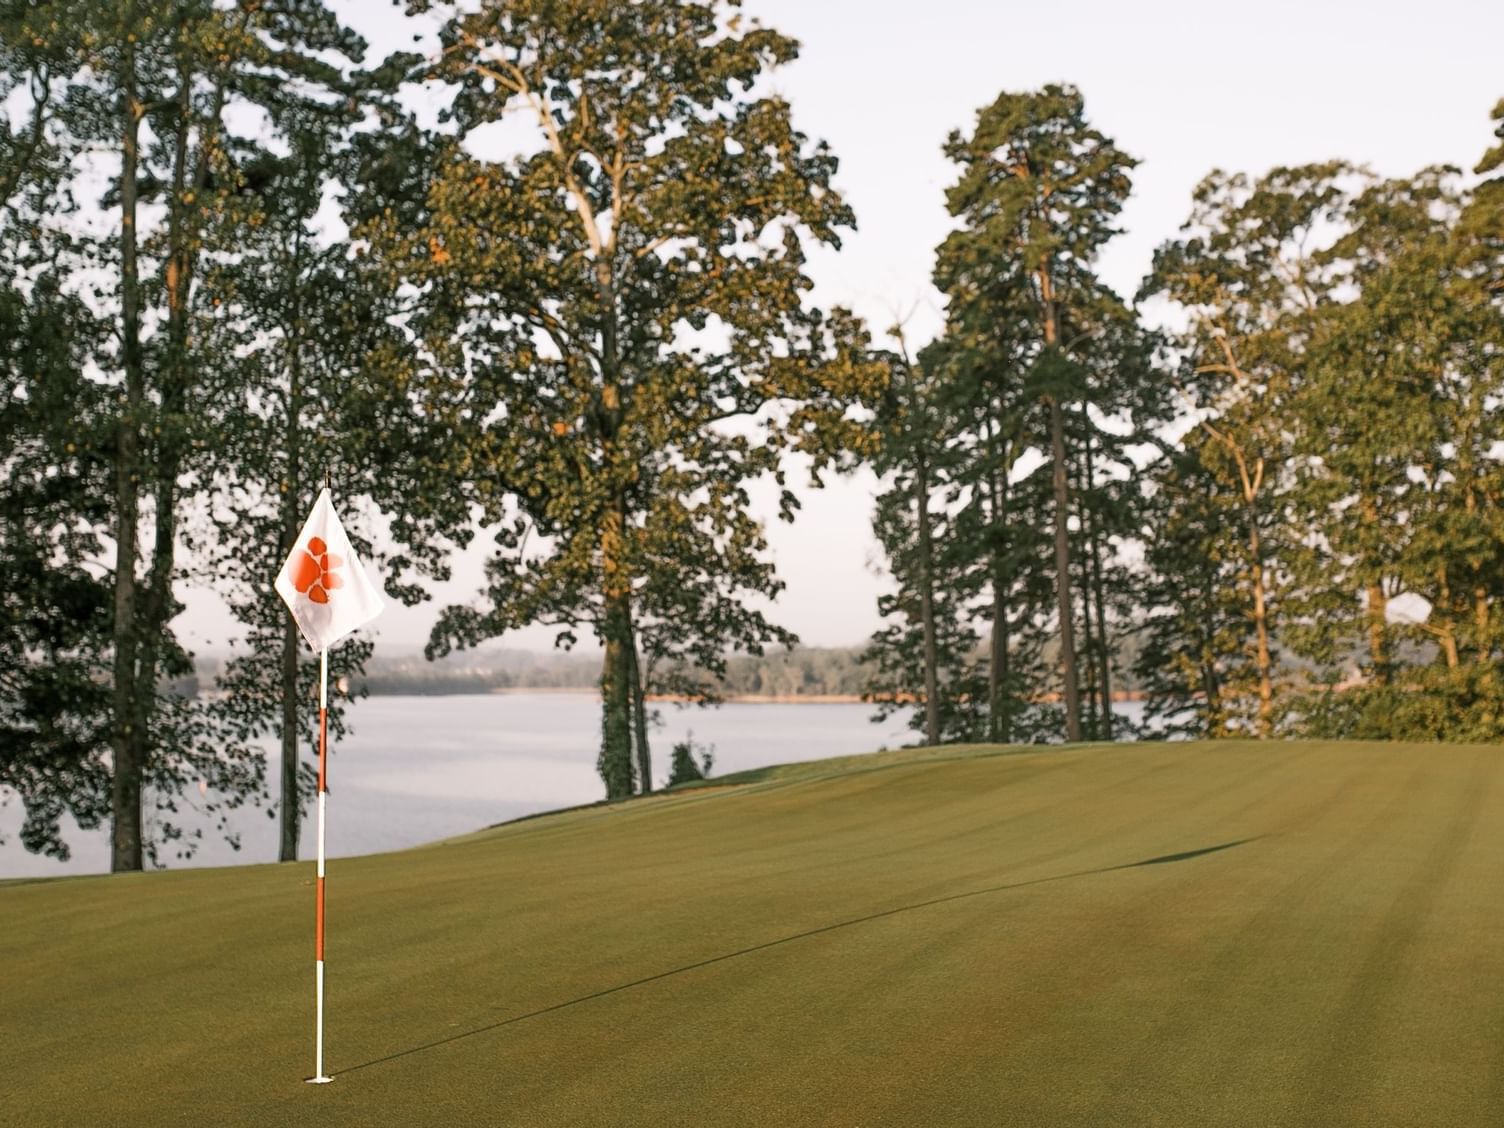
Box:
191;642;1154;700
269;648;881;698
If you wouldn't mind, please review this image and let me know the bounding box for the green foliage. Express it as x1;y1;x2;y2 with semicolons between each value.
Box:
193;41;435;857
1475;97;1504;178
0;277;113;858
871;85;1163;745
0;10;112;858
1142;130;1504;741
861;347;988;743
0;0;406;866
1138;162;1360;735
666;736;714;788
1131;443;1259;739
1291;668;1504;745
941;84;1137;292
365;0;880;798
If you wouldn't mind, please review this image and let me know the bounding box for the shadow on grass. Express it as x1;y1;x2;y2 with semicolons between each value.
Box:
1123;839;1256;867
340;835;1264;1077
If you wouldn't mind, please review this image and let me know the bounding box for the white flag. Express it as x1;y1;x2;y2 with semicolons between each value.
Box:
275;488;384;653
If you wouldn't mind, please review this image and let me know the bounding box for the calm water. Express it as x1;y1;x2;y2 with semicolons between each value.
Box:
1;695;1149;879
0;695;920;878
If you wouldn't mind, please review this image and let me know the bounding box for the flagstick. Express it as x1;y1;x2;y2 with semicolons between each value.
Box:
309;646;333;1084
278;477;380;1087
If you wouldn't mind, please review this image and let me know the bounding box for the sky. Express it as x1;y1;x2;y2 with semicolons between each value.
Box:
178;0;1504;655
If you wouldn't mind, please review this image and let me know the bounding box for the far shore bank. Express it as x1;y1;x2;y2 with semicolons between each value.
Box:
465;687;1151;705
481;687;874;704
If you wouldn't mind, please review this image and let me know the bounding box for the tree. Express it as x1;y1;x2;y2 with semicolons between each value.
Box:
862;343;981;744
1141;163;1355;736
1133;442;1260;738
1290;171;1447;687
194;35;427;861
46;0;378;869
1140;132;1504;743
0;9;114;855
921;329;1060;745
370;0;877;798
940;84;1138;742
1292;159;1504;739
1057;289;1168;739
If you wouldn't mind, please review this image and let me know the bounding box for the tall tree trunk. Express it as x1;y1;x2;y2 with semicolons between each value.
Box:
599;612;634;797
626;602;651;794
987;476;1007;743
598;628;634;797
110;16;145;872
128;38;197;837
598;496;634;799
1074;450;1100;740
984;415;1010;744
1474;584;1491;664
983;419;1000;743
1048;396;1083;743
279;270;305;861
1247;512;1274;738
997;555;1012;743
914;444;941;746
279;618;301;859
1465;482;1494;664
112;24;232;866
1039;263;1082;741
1361;496;1389;684
997;434;1013;744
1201;652;1223;736
988;576;1005;742
594;257;634;798
1083;426;1113;740
1366;581;1389;684
1436;567;1460;669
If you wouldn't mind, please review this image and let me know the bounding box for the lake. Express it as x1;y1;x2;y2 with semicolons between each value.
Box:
0;694;1146;879
0;695;908;878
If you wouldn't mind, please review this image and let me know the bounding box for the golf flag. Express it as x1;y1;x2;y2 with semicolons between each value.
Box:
275;487;382;1084
275;488;384;652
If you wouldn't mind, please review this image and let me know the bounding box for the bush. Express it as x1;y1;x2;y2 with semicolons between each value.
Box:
1291;666;1504;744
667;735;715;787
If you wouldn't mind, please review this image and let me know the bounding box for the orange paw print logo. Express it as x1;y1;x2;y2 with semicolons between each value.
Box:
290;537;344;604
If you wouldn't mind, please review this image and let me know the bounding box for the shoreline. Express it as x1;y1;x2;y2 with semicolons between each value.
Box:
396;687;1152;705
481;688;874;704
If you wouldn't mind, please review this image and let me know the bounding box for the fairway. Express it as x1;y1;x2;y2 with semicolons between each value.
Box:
5;739;1503;1126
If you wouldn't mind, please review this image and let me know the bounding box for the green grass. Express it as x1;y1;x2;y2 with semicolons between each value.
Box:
5;739;1504;1126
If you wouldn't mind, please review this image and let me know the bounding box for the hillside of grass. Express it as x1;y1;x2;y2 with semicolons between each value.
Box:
5;739;1502;1127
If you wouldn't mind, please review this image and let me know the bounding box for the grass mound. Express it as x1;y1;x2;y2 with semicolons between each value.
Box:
5;739;1502;1126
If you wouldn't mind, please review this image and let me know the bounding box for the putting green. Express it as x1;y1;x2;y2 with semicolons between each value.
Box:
4;739;1502;1126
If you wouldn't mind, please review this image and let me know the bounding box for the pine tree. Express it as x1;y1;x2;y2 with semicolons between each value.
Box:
862;345;983;744
919;332;1056;744
189;31;433;861
1133;441;1263;738
59;0;380;868
1059;288;1170;739
939;84;1138;742
0;10;114;855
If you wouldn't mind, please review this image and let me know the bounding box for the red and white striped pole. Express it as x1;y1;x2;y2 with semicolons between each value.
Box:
309;646;332;1084
275;478;381;1086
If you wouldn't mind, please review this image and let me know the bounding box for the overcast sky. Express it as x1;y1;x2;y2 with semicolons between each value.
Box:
177;0;1504;655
